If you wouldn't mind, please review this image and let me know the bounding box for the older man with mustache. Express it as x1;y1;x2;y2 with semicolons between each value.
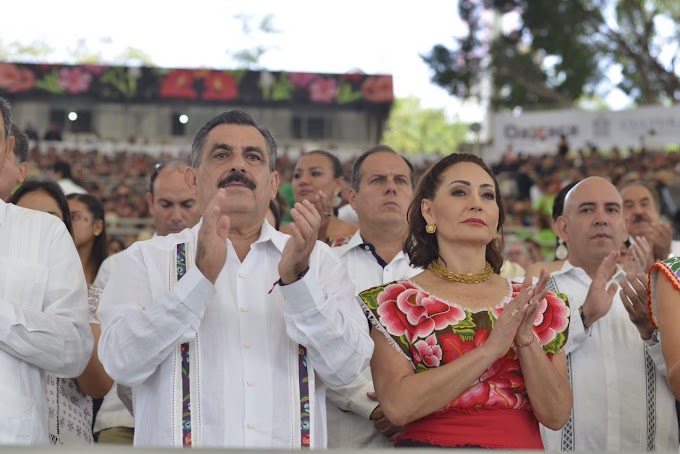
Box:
621;181;679;260
97;110;373;448
540;177;677;451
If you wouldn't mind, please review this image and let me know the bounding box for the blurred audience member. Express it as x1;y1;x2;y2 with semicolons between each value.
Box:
0;124;29;201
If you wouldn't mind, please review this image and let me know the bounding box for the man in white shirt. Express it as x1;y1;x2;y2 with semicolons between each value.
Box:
328;145;421;448
540;176;678;451
47;160;87;195
0;96;93;444
93;160;201;444
97;110;373;448
621;181;679;259
0;124;29;202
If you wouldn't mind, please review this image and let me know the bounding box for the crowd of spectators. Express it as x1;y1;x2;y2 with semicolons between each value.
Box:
15;136;680;261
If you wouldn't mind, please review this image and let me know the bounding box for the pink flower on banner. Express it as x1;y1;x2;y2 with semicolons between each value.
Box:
58;67;93;94
289;72;319;89
309;77;337;103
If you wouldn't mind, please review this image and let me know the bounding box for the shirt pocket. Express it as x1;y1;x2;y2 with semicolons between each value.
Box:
0;382;38;444
0;258;49;312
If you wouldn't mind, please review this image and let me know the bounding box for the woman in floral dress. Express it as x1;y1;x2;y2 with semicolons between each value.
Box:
648;256;680;399
360;153;572;449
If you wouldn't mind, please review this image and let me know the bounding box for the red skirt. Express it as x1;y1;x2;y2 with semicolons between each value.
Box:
395;408;544;450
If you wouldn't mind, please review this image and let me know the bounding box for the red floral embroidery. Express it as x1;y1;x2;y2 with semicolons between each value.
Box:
202;72;239;101
159;70;197;99
411;334;443;367
376;282;465;343
492;283;569;346
0;63;36;93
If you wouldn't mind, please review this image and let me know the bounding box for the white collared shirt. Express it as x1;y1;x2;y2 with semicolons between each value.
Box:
0;200;93;445
97;220;373;448
541;260;677;451
326;231;422;448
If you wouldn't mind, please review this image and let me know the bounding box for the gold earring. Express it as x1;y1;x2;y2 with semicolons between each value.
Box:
425;223;437;234
493;232;498;240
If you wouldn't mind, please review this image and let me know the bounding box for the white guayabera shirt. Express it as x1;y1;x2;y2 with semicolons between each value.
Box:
326;232;423;449
98;220;373;448
541;260;678;451
0;200;93;445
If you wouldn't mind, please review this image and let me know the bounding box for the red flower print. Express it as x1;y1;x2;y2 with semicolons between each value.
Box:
533;292;570;345
0;63;36;93
309;77;337;103
411;334;442;367
492;285;569;346
202;71;239;101
376;282;465;343
159;70;197;100
453;352;527;410
361;75;393;103
440;330;488;364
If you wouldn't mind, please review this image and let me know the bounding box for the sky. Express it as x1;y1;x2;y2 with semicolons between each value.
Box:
3;0;485;121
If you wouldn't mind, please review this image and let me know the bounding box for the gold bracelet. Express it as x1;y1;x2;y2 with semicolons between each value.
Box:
516;334;537;348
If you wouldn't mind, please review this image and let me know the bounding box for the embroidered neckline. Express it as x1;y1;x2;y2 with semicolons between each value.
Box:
404;278;514;313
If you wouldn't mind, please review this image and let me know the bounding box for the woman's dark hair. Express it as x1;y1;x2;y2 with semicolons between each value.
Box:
67;193;108;275
301;150;344;179
9;179;73;236
406;153;506;274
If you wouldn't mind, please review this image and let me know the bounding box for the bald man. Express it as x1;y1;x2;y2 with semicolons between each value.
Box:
540;177;677;451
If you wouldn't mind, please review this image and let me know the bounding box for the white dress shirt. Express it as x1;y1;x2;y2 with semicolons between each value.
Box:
541;260;678;451
327;232;422;448
0;200;93;445
97;220;373;448
92;253;136;434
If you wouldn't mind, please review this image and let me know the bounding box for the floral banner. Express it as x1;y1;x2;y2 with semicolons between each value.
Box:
0;62;393;106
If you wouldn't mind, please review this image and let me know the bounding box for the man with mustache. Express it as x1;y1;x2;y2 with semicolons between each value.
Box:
326;145;420;448
97;110;373;448
540;177;677;451
621;181;678;261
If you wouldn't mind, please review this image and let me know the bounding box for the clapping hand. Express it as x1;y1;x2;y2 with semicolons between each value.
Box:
623;236;654;276
618;272;655;340
581;250;620;326
486;276;536;358
196;189;230;284
278;199;321;284
513;270;549;346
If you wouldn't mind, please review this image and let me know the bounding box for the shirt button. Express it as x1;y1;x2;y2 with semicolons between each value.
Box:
246;379;255;386
238;271;245;278
243;342;251;349
247;423;255;429
240;306;248;312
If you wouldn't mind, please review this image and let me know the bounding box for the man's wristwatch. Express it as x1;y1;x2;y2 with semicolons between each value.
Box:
644;328;661;347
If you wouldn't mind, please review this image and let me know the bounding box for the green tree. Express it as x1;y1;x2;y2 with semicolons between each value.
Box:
423;0;680;110
228;13;280;69
381;97;469;155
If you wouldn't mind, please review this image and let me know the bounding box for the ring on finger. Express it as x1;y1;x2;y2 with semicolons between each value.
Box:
511;309;519;316
325;212;332;218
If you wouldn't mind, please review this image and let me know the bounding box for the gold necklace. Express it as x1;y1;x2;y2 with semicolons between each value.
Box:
428;260;494;283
